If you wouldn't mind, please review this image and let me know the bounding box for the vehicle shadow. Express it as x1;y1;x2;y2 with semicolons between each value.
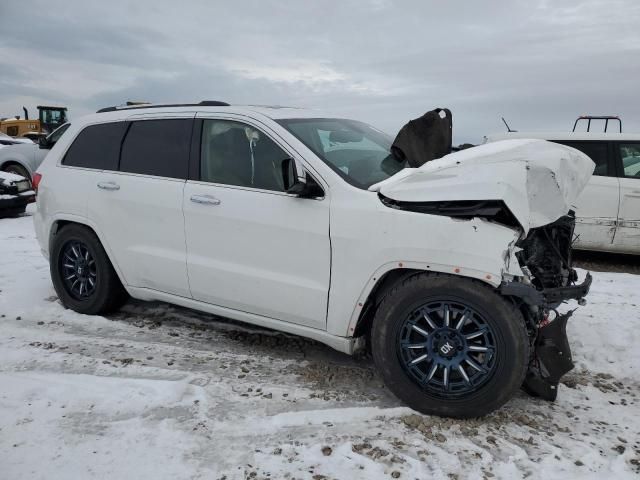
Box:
573;250;640;275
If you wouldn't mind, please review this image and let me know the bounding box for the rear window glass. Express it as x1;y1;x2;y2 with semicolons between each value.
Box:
553;141;610;176
62;122;126;170
119;119;191;179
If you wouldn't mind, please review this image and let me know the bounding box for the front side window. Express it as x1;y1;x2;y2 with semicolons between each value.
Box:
200;119;290;192
618;143;640;178
278;118;403;189
62;122;126;170
120;119;191;179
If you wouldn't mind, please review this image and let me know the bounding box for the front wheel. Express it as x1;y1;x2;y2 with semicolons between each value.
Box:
371;273;529;418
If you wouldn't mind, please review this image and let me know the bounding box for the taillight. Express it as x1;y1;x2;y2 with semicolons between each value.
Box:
32;172;42;194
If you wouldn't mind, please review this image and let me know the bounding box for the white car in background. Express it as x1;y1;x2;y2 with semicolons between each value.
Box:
0;132;34;148
0;124;70;180
486;130;640;255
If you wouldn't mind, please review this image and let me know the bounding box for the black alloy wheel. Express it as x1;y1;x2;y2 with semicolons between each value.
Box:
398;300;497;397
60;240;98;299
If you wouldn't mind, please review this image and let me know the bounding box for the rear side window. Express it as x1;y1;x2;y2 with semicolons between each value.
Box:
553;141;610;176
119;119;191;179
62;122;126;170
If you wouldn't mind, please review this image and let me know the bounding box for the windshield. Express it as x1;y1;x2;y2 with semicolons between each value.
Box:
277;118;406;189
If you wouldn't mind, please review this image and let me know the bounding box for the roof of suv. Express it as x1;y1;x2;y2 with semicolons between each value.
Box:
91;103;333;123
487;131;640;142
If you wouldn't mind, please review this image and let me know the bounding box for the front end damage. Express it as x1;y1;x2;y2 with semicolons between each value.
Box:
372;135;596;402
501;212;592;400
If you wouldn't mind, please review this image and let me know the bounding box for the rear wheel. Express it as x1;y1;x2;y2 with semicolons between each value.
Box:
371;273;529;418
3;163;30;180
50;224;128;314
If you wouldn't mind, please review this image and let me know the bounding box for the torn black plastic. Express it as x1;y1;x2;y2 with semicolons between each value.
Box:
499;272;592;307
516;213;577;290
379;195;521;229
522;310;575;401
501;212;591;401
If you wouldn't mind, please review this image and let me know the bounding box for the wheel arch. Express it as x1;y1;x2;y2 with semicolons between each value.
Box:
348;262;502;341
1;159;32;179
49;218;128;290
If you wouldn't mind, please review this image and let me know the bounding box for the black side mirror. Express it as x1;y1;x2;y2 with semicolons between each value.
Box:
282;157;306;192
281;158;323;198
38;136;52;149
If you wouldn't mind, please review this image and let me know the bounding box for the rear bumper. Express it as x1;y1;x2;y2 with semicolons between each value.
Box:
499;272;592;307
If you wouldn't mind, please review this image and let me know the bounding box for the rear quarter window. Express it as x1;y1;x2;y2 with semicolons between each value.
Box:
62;122;127;170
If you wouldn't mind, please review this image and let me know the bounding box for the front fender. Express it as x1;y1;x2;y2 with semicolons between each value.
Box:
327;209;525;337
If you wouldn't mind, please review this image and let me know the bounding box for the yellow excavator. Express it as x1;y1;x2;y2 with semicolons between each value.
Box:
0;106;69;140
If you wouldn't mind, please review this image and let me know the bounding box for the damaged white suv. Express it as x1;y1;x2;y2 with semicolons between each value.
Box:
33;103;594;418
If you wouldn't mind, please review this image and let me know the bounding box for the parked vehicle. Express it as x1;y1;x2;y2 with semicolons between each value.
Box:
0;171;35;217
33;102;593;418
0;123;70;180
1;105;68;138
0;132;33;148
486;116;640;255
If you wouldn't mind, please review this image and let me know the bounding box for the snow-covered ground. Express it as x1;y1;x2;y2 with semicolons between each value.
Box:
1;206;639;479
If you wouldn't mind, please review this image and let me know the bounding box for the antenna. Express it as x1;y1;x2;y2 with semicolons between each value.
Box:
501;117;516;132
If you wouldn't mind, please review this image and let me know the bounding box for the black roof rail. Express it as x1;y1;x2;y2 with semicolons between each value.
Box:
572;115;622;133
96;100;230;113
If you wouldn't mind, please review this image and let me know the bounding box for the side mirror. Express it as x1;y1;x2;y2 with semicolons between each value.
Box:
281;158;323;198
38;136;52;149
282;157;306;192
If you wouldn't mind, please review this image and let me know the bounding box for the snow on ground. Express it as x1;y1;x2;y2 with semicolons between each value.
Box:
1;206;639;479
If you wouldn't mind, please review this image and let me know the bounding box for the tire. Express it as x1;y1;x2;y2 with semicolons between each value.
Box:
371;273;529;418
50;224;128;315
3;163;30;181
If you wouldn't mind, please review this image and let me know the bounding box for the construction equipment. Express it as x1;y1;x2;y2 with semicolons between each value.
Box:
0;106;69;139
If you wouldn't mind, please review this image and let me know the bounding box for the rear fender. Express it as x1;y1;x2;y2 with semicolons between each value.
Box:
46;214;129;290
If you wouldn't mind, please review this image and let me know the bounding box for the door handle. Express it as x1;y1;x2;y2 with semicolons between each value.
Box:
97;181;120;191
190;194;221;206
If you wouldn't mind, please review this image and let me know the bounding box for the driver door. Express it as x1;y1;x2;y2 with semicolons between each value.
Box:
183;116;331;329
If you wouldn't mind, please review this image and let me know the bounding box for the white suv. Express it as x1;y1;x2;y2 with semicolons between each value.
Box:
33;102;594;418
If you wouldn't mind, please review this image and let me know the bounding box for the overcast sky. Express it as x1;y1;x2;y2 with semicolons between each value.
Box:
1;0;638;143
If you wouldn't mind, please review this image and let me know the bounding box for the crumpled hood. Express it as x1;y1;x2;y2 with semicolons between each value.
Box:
369;139;595;234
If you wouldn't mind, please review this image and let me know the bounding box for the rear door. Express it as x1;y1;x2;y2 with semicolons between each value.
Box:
612;142;640;253
553;140;620;251
88;114;194;297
